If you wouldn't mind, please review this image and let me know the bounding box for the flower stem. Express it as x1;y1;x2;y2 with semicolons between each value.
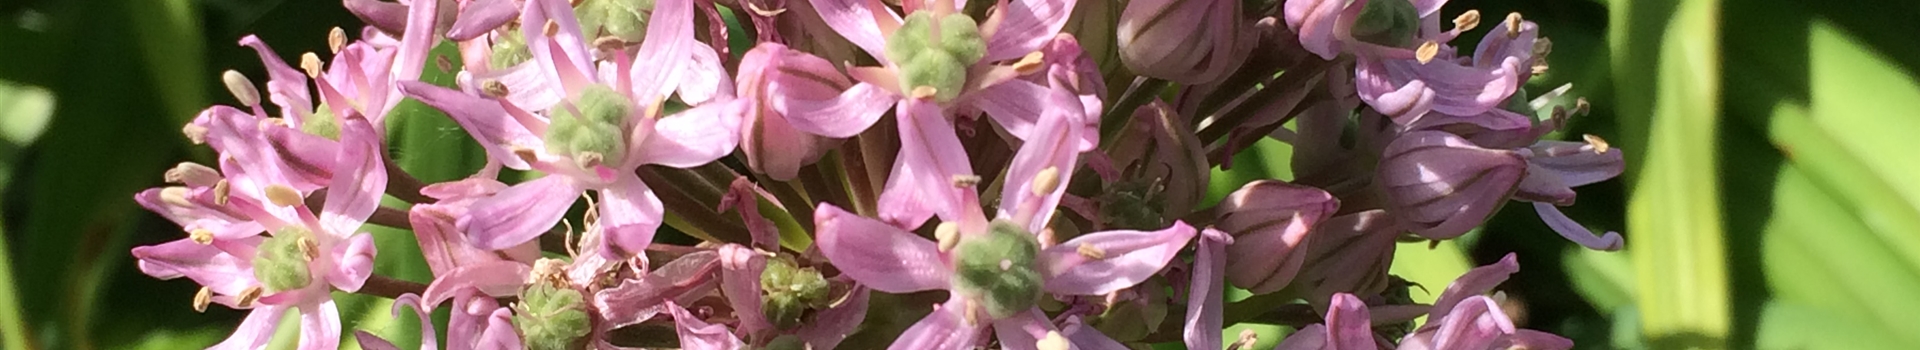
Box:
383;156;432;204
358;274;429;300
0;204;33;350
1099;77;1169;148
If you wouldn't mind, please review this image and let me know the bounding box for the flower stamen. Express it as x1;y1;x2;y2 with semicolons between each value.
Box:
1583;134;1610;154
190;230;215;245
1012;51;1046;75
328;27;347;54
213;180;231;205
222;70;261;107
264;185;304;207
951;174;982;188
1037;331;1069;350
192;287;213;312
236;286;263;308
1077;243;1106;260
1415;41;1440;64
1505;13;1524;38
936;222;961;252
300;52;324;78
1453;10;1481;32
1030;166;1061;196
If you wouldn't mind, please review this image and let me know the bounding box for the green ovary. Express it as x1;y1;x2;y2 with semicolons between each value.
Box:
1350;0;1420;48
760;257;832;330
252;227;315;292
884;12;989;103
544;85;634;167
515;283;592;350
577;0;655;43
490;29;534;70
951;221;1046;320
301;105;341;140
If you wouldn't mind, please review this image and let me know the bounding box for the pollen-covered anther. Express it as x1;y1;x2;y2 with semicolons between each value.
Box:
300;52;324;78
481;80;510;98
576;151;605;169
1012;51;1046;75
511;146;541;164
213;180;231;205
192;286;213;312
165;162;220;186
1037;331;1069;350
1076;243;1106;260
935;222;961;252
910;86;939;100
1532;62;1549;76
1505;12;1524;38
160;187;194;207
1227;329;1260;350
297;236;321;260
1453;10;1481;32
257;117;289;129
328;27;347;53
961;300;982;325
264;185;304;207
530;258;570;287
222;70;261;107
1574;97;1592;116
182;124;209;144
1030;166;1061;196
1415;41;1441;64
592;36;626;53
1583;134;1610;154
544;19;561;36
951;174;982;188
236;286;263;308
190;229;215;245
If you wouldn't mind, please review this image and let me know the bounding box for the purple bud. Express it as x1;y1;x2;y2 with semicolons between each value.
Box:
1215;180;1339;293
1375;130;1527;240
1117;0;1251;84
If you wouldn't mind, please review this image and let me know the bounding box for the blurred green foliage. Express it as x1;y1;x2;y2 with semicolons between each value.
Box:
2;0;1918;349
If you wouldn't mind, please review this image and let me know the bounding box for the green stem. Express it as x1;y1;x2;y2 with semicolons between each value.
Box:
1098;78;1170;150
0;203;32;350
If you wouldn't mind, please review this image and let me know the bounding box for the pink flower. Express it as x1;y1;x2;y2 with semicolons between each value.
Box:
1274;255;1576;350
399;0;740;259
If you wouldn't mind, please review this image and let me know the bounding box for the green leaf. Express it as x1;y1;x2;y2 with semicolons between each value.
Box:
1612;0;1730;346
1755;301;1904;350
1562;247;1636;313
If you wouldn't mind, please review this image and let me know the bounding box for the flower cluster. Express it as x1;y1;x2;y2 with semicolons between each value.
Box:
131;0;1623;348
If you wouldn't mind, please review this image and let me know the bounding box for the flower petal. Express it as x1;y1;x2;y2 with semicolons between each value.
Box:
523;0;595;90
629;0;697;100
982;0;1076;62
209;306;288;350
1426;296;1515;350
717;244;772;334
1216;180;1337;293
877;99;975;229
1326;293;1375;350
1498;330;1575;350
1272;324;1328;350
677;41;735;105
448;0;520;41
134;187;265;241
1428;253;1517;321
968;80;1048;141
797;284;871;349
635;102;741;168
297;301;343;350
321;117;386;237
262;126;340;187
1184;229;1231;350
996;84;1084;232
342;0;410;34
465;62;567;112
387;294;440;350
131;237;263;297
459;175;582;250
390;0;439;91
397;81;539;170
813;204;954;293
807;0;897;60
667;302;746;350
423;260;533;306
596;174;666;259
990;308;1060;350
239;36;314;118
353;331;400;350
1040;221;1197;295
1062;316;1131;350
777;82;898;138
887;298;983;350
1282;0;1349;60
1533;202;1624;251
594;251;722;328
327;233;378;292
1375;130;1527;240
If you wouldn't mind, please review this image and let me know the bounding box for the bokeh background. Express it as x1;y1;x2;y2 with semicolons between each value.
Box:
1;0;1916;348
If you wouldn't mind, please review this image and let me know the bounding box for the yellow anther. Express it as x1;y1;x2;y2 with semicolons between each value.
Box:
1012;51;1047;75
961;300;982;325
935;222;961;252
297;236;321;261
482;80;510;98
1036;331;1069;350
264;184;304;207
910;86;939;100
544;19;561;36
1227;329;1261;350
1505;13;1524;38
192;286;213;312
328;27;348;54
183;124;209;144
300;52;324;78
1077;243;1106;260
1030;166;1061;197
511;146;541;165
1415;41;1441;64
1574;98;1591;116
237;286;264;308
165;162;219;186
213;180;231;205
950;175;982;188
1582;134;1610;154
190;229;215;245
160;187;195;207
531;258;570;287
1453;10;1481;32
223;70;261;107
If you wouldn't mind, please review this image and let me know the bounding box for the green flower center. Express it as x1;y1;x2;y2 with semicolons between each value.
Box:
544;85;634;168
884;12;988;103
514;283;592;350
301;105;341;141
252;227;316;292
951;220;1045;320
1350;0;1421;48
576;0;655;43
490;28;534;70
759;257;832;330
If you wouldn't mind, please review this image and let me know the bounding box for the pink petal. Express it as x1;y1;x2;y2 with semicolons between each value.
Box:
397;81;539;170
982;0;1075;62
1282;0;1348;60
1216;180;1338;293
424;260;533;306
806;0;897;61
408;203;517;275
876;99;975;229
465;62;566;112
447;289;508;350
130;237;263;297
796;285;871;349
1062;316;1130;350
677;41;735;105
996;82;1085;232
134;187;265;241
1375;130;1527;240
474;308;521;350
1426;296;1515;350
1272;324;1328;350
238;36;314;118
1533;203;1624;251
1498;330;1574;350
420;178;510;201
1326;293;1375;350
523;0;595;90
1428;253;1518;321
209;306;288;350
666;302;746;350
741;100;832;181
989;308;1060;350
262;126;339;186
386;294;440;350
390;0;439;89
1523;141;1624;189
1354;60;1437;120
447;0;519;40
629;0;697;100
596;175;666;259
776;82;898;138
297;301;343;350
887;299;984;350
459;175;582;250
717;244;773;334
1039;222;1196;295
327;233;378;292
813;204;954;293
354;331;401;350
1183;229;1231;350
594;251;722;328
634;102;741;168
968;80;1048;141
321;117;386;237
342;0;410;34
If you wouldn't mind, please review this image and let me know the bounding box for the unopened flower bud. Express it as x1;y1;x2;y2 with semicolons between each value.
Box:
1216;180;1338;293
515;282;592;350
222;70;261;107
1375;131;1527;240
1116;0;1248;84
951;221;1045;319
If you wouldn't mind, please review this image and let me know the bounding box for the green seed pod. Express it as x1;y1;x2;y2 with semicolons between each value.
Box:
1349;0;1421;48
896;52;970;102
300;105;342;141
490;28;534;70
577;0;656;43
515;283;592;350
884;12;989;102
252;227;315;292
951;221;1045;320
760;258;831;330
543;85;634;167
937;15;987;65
